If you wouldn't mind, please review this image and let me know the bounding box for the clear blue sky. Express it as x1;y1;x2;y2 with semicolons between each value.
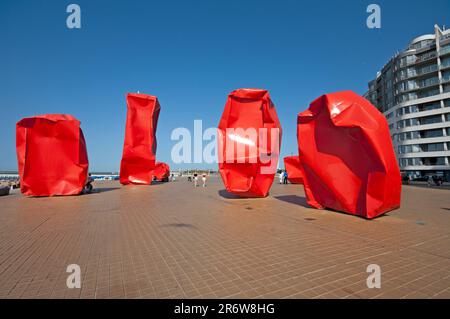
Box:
1;0;449;172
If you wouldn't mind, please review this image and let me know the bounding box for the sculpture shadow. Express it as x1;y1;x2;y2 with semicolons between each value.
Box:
92;187;120;194
218;189;244;199
274;195;309;208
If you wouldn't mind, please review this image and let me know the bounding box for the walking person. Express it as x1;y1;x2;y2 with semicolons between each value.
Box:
283;171;288;184
193;173;198;187
202;173;207;187
279;171;284;184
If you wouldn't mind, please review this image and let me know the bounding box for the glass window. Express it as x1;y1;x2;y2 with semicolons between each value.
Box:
410;105;419;113
422;157;446;165
443;71;450;82
425;143;445;152
411;145;421;152
421;129;443;138
420;115;442;125
442;57;450;68
419;102;440;111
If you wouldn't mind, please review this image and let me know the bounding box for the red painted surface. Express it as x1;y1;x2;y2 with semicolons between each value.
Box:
120;93;160;185
218;88;282;197
297;91;401;219
284;156;303;184
16;114;89;196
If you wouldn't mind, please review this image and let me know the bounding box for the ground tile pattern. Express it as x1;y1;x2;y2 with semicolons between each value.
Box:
0;177;449;299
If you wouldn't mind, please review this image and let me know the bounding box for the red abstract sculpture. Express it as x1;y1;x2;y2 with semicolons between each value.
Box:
283;156;303;184
16;114;89;196
297;91;401;219
153;162;170;182
218;88;282;197
120;93;160;185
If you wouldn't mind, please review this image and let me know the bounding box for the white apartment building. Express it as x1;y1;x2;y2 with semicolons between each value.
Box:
365;25;450;181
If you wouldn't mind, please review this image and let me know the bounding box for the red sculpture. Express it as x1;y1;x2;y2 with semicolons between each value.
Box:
283;156;303;184
218;88;282;197
297;91;401;219
16;114;89;196
120;93;160;185
153;162;170;182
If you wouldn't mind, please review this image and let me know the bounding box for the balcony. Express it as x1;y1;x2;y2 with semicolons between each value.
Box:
395;64;438;82
399;52;437;68
396;78;440;94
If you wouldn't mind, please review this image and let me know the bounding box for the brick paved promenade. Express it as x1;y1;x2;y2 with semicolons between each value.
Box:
0;176;449;299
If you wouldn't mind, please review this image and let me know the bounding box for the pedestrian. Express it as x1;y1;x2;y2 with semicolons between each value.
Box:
283;171;288;184
193;173;198;187
202;173;207;187
279;171;284;184
427;175;432;187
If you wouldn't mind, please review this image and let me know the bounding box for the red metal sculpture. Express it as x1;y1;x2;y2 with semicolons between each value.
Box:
283;156;303;184
218;88;282;197
16;114;89;196
297;91;401;219
120;93;160;185
153;162;170;182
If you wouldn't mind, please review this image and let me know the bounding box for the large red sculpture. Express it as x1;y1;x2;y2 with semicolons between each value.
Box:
218;88;282;197
120;93;160;185
16;114;89;197
297;91;401;219
283;156;303;184
153;162;170;182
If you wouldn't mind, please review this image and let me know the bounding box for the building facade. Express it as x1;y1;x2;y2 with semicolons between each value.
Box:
365;25;450;181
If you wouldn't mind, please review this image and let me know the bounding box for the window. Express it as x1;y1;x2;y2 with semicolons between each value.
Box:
423;143;445;152
422;157;446;166
419;102;440;111
442;57;450;68
421;129;444;138
418;88;439;99
420;115;442;125
443;71;450;82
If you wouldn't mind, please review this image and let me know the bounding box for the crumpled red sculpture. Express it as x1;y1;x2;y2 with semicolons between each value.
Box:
120;93;160;185
218;88;282;198
153;162;170;182
297;91;401;219
16;114;89;197
283;156;303;184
